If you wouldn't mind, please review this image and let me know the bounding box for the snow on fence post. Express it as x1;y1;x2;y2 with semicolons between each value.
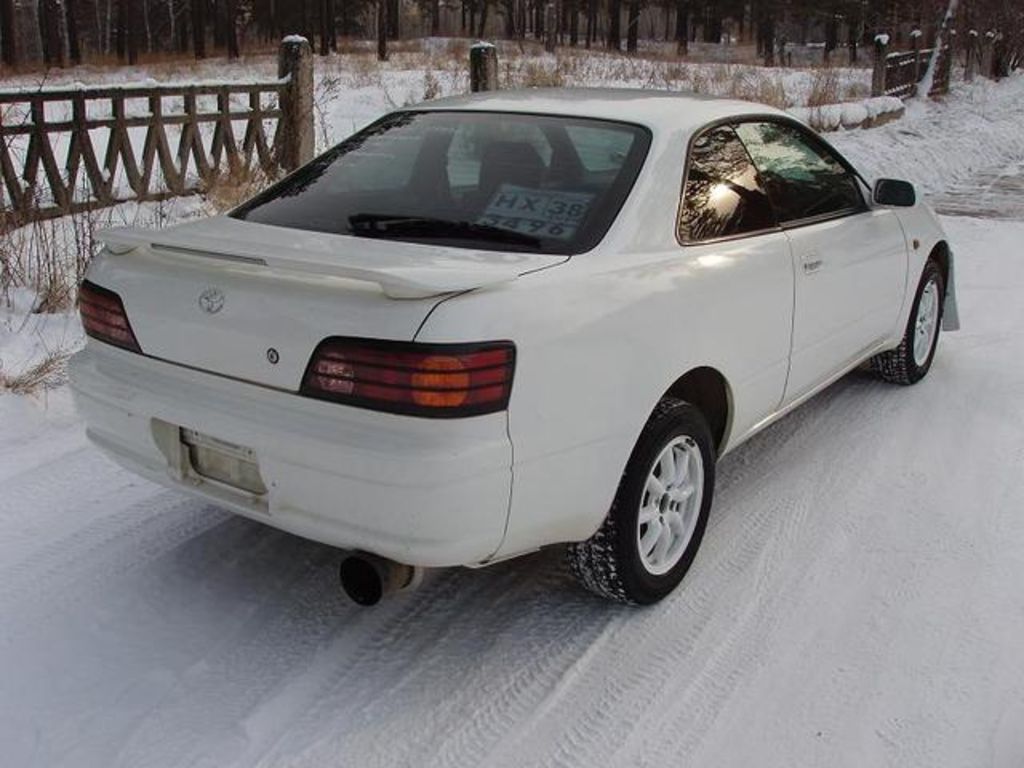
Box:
277;36;315;171
871;34;889;97
469;42;498;93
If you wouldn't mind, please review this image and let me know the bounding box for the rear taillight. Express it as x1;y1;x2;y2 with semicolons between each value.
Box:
78;280;142;353
301;338;515;417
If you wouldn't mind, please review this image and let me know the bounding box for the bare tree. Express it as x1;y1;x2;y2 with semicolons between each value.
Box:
625;0;639;51
319;0;336;55
225;0;240;57
66;0;83;64
608;0;621;49
192;0;207;58
377;0;388;60
675;0;689;54
39;0;67;67
0;0;1015;73
1;0;17;66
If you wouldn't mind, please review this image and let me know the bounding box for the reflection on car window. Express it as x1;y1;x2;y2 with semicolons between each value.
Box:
679;126;776;243
231;111;650;255
733;122;864;223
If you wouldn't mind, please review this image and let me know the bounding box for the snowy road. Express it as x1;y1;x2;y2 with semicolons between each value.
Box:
4;219;1024;768
4;77;1024;767
930;161;1024;220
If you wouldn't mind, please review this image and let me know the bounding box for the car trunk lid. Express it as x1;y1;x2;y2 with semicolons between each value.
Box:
90;217;563;390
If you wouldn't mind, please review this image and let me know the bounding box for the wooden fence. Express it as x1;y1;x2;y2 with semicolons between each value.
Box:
0;38;313;230
872;36;952;98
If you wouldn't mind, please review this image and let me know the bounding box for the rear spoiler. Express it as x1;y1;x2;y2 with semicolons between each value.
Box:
96;226;529;300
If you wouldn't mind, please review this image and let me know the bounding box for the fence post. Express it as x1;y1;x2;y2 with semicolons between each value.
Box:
871;34;889;97
469;42;498;92
910;28;922;94
981;31;995;78
965;29;977;81
278;36;315;171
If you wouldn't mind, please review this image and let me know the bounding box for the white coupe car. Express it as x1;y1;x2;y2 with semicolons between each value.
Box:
70;89;959;606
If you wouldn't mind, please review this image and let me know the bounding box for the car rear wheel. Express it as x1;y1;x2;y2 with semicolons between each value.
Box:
871;259;945;385
567;398;715;604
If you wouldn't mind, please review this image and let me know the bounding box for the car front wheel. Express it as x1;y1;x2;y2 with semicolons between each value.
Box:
871;259;945;385
567;398;715;604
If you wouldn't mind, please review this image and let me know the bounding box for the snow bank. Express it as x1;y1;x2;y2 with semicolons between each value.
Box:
831;72;1024;194
790;95;905;132
0;288;80;391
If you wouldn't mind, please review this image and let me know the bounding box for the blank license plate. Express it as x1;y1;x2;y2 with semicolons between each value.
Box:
180;428;268;495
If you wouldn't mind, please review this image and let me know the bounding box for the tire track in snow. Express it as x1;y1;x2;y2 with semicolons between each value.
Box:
481;418;831;765
626;383;893;766
240;563;617;768
0;444;166;569
242;386;879;768
465;377;894;768
0;453;225;620
105;557;531;767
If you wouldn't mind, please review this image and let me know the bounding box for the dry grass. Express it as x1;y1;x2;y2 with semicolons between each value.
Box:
0;347;70;394
843;80;871;100
314;70;347;149
724;68;790;108
510;59;569;88
1;207;95;312
198;166;277;213
806;66;841;108
421;68;442;101
31;272;78;314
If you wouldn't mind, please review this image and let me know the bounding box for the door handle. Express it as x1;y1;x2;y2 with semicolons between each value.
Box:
801;254;824;275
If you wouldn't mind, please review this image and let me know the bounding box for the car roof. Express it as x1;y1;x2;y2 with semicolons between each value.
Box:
405;87;790;131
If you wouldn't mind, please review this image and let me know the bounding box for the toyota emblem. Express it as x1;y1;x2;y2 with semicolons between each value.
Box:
198;287;225;315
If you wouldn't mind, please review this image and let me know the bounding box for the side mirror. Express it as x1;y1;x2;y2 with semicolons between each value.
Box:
873;178;916;207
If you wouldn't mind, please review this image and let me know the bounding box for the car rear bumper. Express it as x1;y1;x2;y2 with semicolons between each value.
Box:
69;343;513;567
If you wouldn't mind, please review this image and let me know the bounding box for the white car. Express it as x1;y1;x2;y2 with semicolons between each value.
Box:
70;89;959;605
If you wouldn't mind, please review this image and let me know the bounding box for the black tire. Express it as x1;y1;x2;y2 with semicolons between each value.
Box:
567;398;715;605
871;259;945;386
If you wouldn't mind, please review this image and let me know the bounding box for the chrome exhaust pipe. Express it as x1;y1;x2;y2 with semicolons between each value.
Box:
339;553;423;606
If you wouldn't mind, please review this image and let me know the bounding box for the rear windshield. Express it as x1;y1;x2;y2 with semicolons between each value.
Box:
231;111;651;255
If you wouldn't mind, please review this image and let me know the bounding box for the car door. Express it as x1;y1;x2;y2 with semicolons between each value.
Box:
677;124;794;439
733;120;907;403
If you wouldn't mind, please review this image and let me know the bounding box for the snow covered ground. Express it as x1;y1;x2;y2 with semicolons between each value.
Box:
2;69;1024;768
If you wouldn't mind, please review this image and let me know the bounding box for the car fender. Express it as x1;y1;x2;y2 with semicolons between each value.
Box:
416;233;791;560
893;204;960;333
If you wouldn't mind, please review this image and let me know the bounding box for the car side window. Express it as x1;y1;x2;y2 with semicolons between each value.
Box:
678;125;777;243
733;121;865;224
